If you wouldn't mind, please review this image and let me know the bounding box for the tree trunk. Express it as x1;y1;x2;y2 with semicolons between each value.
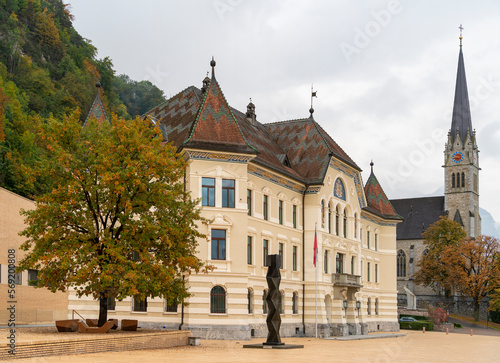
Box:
98;292;108;327
473;299;480;322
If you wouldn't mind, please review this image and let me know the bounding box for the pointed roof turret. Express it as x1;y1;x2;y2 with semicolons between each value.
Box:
83;82;108;127
450;25;473;144
363;162;402;220
183;58;257;154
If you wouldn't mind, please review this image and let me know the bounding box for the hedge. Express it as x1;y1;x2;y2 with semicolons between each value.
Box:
399;320;434;331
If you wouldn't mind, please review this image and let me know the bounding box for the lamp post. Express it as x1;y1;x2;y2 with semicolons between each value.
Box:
356;300;361;318
343;300;349;318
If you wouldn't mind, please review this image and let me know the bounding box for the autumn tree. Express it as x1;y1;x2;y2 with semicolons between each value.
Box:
440;235;500;321
19;113;209;326
414;216;467;292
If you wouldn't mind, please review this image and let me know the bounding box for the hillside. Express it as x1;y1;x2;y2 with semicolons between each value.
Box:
0;0;166;198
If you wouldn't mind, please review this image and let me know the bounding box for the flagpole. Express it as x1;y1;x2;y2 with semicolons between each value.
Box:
315;222;318;339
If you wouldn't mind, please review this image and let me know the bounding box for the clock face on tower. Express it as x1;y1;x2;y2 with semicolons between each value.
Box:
452;151;464;163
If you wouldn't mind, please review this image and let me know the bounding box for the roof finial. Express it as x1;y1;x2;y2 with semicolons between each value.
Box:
370;160;374;173
310;84;317;117
459;24;464;48
210;56;216;79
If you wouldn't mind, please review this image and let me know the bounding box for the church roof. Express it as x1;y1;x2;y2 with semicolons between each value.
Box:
450;46;473;144
83;89;107;127
390;196;445;240
363;163;401;220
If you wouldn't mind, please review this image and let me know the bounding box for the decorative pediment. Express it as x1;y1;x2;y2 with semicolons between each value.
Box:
262;186;272;194
211;214;233;226
247;181;257;189
203;166;241;178
277;192;287;200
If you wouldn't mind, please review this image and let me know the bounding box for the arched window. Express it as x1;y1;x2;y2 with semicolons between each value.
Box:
263;290;268;314
210;286;226;313
397;250;406;277
343;210;347;237
375;298;379;315
456;173;460;188
462;172;465;188
292;292;298;314
452;173;455;188
367;298;371;315
328;202;332;234
354;213;358;239
335;205;340;236
247;288;253;314
321;200;325;228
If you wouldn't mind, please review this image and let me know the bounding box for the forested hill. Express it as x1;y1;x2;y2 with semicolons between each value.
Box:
0;0;166;198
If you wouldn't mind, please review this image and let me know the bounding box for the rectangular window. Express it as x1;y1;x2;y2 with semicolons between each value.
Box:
375;264;378;283
222;179;235;208
279;243;284;268
14;272;22;285
28;269;38;286
278;200;283;225
165;299;178;312
133;297;147;312
211;229;226;260
247;189;252;216
375;234;378;251
293;205;297;228
247;236;253;265
263;195;268;220
324;251;328;274
367;262;371;282
367;231;370;249
351;256;355;275
292;246;298;271
202;177;215;207
263;239;269;266
336;253;344;274
107;294;116;311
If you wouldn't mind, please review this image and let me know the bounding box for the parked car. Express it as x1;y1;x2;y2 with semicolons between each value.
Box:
399;316;417;322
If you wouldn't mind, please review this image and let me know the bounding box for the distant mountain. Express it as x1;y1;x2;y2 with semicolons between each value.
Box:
479;208;500;239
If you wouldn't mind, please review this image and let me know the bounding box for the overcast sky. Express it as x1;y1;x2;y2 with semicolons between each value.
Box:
69;0;500;232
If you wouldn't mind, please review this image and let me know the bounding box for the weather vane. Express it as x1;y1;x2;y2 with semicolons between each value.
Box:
459;24;464;47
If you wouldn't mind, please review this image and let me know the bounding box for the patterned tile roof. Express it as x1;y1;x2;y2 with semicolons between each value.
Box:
83;93;107;127
265;118;360;184
364;165;401;220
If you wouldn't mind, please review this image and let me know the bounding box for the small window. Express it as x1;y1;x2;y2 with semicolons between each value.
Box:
263;195;269;221
292;292;298;314
14;272;22;285
263;239;269;266
367;231;370;249
247;288;253;314
263;290;268;314
328;203;332;234
222;179;235;208
375;234;378;251
397;250;406;277
343;210;347;237
211;229;226;260
247;236;253;265
210;286;226;314
133;297;147;312
279;200;284;225
321;200;325;228
107;294;116;311
165;299;178;312
375;298;379;315
335;206;340;236
461;172;465;188
324;250;328;274
350;256;355;275
354;213;358;239
375;264;378;283
202;177;215;206
452;173;456;188
367;262;371;282
292;205;297;228
367;298;371;316
278;243;284;268
28;269;38;286
247;189;252;216
292;246;298;271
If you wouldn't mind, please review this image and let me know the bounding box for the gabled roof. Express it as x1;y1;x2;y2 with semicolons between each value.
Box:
453;209;464;226
265;118;360;184
390;196;445;240
450;46;473;144
83;92;107;127
363;164;401;220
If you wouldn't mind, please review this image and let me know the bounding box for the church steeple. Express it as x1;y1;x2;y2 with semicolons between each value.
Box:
450;25;473;144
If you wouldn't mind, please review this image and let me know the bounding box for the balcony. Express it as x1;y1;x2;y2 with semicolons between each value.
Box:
332;273;362;288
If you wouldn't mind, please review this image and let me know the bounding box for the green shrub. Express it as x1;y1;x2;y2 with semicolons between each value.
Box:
490;310;500;324
399;320;434;331
399;314;431;321
453;322;462;328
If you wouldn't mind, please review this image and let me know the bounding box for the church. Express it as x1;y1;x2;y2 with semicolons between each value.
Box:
67;58;401;339
391;32;481;307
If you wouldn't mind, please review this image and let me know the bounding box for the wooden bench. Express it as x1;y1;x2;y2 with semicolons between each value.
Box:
77;320;115;334
55;319;79;332
85;319;118;329
121;319;138;331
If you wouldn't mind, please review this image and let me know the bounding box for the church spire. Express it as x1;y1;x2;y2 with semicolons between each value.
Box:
450;25;473;144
